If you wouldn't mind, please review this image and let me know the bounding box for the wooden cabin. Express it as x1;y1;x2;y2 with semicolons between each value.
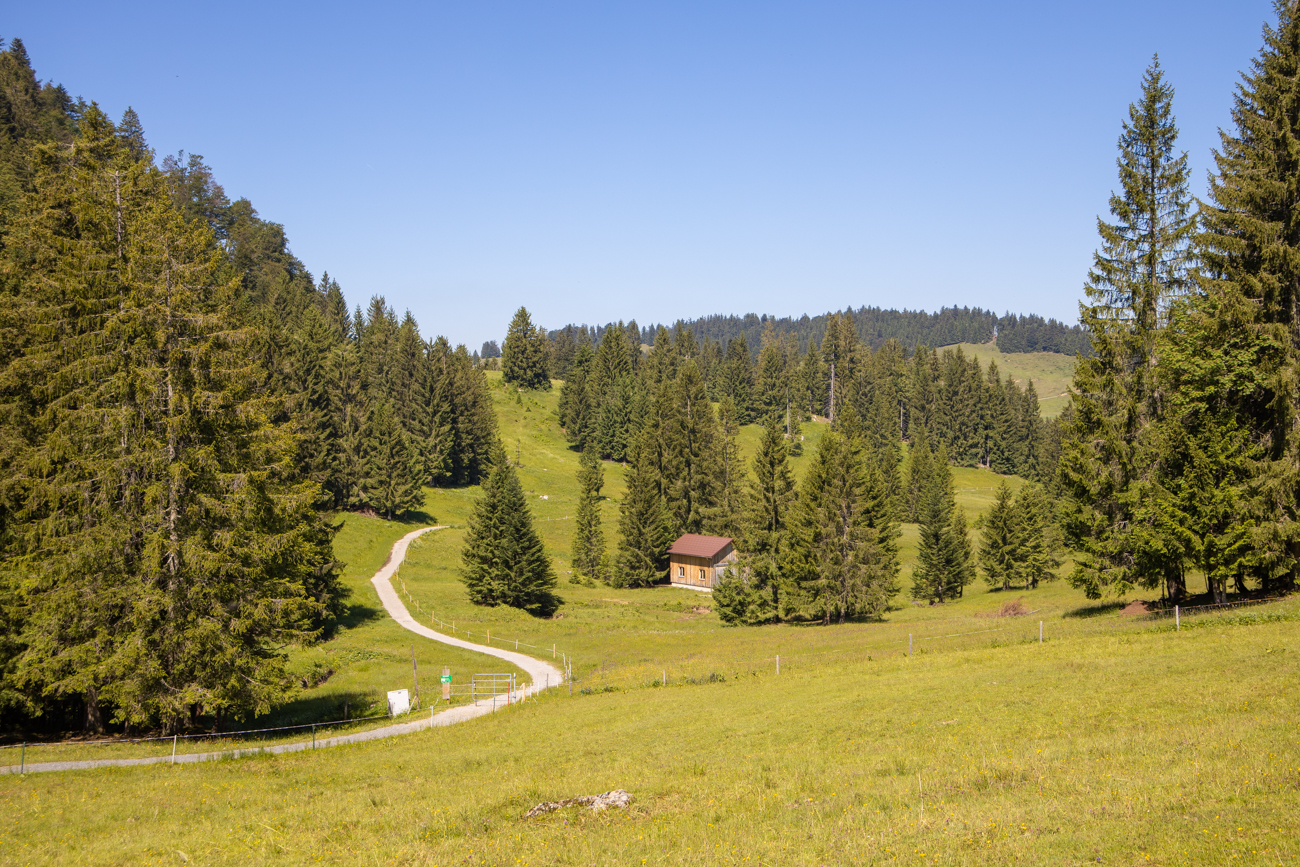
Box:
667;534;737;590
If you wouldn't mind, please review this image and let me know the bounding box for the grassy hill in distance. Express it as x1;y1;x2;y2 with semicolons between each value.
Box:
950;340;1077;418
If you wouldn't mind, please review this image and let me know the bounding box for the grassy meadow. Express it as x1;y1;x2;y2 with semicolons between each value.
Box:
4;368;1298;866
2;598;1296;866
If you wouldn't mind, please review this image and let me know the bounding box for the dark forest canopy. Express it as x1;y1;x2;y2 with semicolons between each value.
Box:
551;306;1090;359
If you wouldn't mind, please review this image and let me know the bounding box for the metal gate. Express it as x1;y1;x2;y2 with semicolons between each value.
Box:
471;673;516;704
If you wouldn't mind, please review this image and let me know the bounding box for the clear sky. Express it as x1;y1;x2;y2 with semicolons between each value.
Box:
5;1;1278;348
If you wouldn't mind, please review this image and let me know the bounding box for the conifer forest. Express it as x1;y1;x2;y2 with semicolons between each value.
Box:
3;0;1300;762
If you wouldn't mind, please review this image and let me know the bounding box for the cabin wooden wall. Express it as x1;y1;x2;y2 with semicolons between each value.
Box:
668;544;735;588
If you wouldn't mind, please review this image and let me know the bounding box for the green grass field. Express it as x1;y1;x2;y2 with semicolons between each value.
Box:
5;370;1297;866
3;598;1296;865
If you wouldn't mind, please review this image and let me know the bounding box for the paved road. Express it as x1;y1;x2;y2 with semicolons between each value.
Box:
1;526;565;775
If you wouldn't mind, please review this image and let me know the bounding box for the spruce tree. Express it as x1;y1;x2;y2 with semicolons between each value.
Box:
663;362;721;535
1196;2;1300;596
785;431;897;623
501;306;551;390
948;505;975;598
615;431;673;588
707;397;746;540
979;481;1020;590
716;415;797;625
559;342;595;446
117;106;151;163
571;445;606;584
904;425;935;522
1012;484;1062;588
718;336;754;423
359;401;424;520
461;456;559;615
911;444;968;603
1;106;343;730
594;375;635;461
1061;56;1196;600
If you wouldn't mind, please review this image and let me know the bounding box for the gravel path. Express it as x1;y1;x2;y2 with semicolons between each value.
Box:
1;526;565;775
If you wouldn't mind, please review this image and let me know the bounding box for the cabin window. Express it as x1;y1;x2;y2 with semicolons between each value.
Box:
699;568;706;583
678;565;685;578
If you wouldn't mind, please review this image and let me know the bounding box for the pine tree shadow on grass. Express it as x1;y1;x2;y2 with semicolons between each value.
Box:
400;508;438;525
337;601;384;630
1063;600;1127;619
253;690;380;730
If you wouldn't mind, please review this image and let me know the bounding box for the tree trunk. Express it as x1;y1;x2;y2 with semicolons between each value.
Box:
84;686;104;734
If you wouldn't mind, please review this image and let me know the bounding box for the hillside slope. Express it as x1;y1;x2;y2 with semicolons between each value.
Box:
948;341;1076;418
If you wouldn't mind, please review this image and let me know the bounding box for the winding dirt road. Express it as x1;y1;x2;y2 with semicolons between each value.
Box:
1;526;564;775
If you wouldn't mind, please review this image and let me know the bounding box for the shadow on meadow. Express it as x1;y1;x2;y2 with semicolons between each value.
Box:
1062;600;1128;619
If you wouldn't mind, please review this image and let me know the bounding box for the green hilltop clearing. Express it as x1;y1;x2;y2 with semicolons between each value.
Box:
3;374;1297;866
947;342;1076;419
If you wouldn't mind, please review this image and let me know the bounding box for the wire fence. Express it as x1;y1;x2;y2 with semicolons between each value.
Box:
566;594;1300;694
0;711;406;772
1138;595;1290;619
396;574;576;670
6;586;1292;772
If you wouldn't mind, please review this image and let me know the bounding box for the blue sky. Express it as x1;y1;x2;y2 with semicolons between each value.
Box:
6;1;1277;348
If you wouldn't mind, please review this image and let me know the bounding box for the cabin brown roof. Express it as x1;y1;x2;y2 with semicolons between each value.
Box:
667;534;734;560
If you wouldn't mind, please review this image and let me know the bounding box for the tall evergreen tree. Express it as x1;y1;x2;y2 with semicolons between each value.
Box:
979;482;1020;591
716;415;797;625
559;342;596;447
615;431;673;588
1;106;343;731
1061;56;1197;600
359;401;424;520
663;362;721;535
718;336;754;423
501;306;551;390
571;445;606;584
785;431;898;623
1195;2;1300;597
911;444;969;603
461;456;559;615
904;425;935;522
1012;484;1062;589
707;397;746;540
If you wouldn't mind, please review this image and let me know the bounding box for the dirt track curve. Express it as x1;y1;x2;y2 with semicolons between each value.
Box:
1;526;565;775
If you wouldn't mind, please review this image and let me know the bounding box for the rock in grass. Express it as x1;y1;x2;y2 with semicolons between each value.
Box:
524;789;633;818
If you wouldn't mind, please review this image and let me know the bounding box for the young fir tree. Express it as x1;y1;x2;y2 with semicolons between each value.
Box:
614;430;673;588
707;396;746;540
663;362;721;536
359;401;424;520
1196;2;1300;597
904;425;935;522
785;431;897;623
559;342;595;447
715;415;797;625
594;375;636;461
911;444;969;603
571;445;606;584
1012;484;1063;588
979;481;1020;590
461;452;559;616
1060;56;1196;600
718;336;754;423
1;106;343;732
501;306;551;391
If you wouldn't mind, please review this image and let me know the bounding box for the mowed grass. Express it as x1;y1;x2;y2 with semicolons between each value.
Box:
2;599;1297;866
948;341;1078;419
